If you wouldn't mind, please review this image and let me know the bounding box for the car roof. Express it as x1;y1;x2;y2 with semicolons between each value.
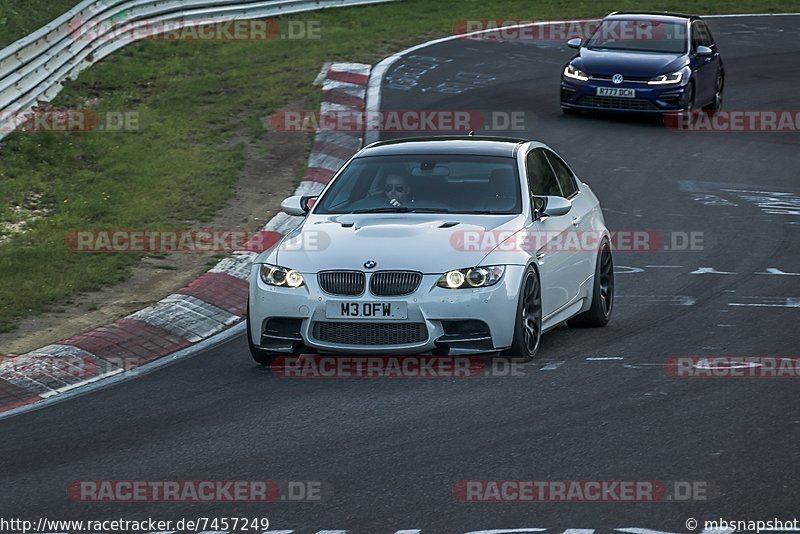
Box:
358;136;528;158
605;11;699;23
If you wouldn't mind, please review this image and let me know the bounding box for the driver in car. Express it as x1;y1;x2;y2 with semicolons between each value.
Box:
384;174;412;207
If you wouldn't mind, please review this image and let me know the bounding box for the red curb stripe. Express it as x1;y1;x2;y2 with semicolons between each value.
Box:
312;140;359;162
326;70;369;86
176;272;249;316
64;318;191;369
0;380;41;413
303;167;336;185
240;230;284;253
322;89;365;110
0;396;41;414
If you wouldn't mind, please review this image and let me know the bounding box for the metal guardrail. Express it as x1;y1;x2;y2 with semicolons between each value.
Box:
0;0;392;140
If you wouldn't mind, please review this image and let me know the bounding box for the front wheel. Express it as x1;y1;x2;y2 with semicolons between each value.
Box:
502;266;542;362
704;75;724;112
567;240;614;328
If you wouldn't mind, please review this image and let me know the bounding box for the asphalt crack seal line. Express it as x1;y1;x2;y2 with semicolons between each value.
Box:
0;62;372;418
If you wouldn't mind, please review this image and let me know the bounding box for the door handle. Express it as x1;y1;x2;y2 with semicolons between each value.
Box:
572;216;582;226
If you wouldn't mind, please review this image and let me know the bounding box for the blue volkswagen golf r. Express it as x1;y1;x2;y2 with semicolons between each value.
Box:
560;12;724;114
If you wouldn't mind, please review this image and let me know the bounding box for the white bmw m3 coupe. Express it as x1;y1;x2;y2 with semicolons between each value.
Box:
247;136;614;364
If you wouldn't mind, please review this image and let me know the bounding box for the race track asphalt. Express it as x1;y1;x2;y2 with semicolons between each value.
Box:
1;15;798;533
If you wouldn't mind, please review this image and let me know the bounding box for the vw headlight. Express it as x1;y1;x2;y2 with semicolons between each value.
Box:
563;65;589;81
260;263;305;288
437;266;505;289
648;70;684;85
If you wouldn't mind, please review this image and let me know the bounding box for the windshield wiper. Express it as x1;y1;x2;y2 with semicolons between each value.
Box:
350;207;452;214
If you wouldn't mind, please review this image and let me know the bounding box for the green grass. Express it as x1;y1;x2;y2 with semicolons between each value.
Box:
0;0;794;334
0;0;82;47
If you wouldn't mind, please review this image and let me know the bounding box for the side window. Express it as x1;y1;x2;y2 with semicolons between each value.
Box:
526;149;561;197
698;22;714;46
691;22;702;51
692;21;712;50
545;151;578;199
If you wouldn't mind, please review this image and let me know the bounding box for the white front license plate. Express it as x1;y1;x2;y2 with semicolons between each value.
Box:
326;301;408;320
597;87;636;98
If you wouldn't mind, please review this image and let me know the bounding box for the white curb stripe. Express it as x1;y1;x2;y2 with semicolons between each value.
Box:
294;181;328;197
329;63;373;75
309;152;348;172
209;253;255;280
130;294;239;343
323;79;367;97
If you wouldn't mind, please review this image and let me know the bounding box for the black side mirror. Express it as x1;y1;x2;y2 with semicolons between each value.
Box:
300;196;318;213
532;196;547;220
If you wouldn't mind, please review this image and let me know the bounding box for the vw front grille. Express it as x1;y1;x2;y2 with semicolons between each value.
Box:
578;95;659;110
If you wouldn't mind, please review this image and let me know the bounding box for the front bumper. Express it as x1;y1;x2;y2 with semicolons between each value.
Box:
560;76;690;113
248;266;526;355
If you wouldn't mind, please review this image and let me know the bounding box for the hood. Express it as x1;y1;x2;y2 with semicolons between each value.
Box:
268;213;525;273
575;48;686;78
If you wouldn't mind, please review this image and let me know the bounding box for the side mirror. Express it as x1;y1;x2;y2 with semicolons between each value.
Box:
280;195;317;216
567;38;582;49
534;195;572;219
695;45;713;56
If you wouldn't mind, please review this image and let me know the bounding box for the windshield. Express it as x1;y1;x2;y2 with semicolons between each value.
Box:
314;154;522;215
585;19;688;54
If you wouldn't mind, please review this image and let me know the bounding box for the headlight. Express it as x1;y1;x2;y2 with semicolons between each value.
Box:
563;65;589;81
648;71;683;85
260;263;304;288
437;266;505;289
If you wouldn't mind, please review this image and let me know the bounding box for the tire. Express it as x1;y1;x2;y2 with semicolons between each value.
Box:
568;240;614;328
704;74;723;112
501;266;542;362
